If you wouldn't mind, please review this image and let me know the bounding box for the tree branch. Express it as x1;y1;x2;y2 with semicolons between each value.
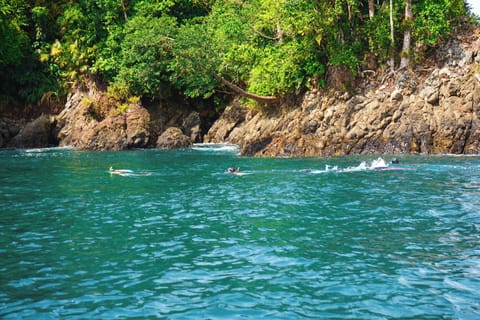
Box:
213;73;279;104
254;29;282;41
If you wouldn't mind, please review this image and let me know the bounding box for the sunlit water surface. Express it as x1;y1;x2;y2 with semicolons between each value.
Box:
1;146;479;319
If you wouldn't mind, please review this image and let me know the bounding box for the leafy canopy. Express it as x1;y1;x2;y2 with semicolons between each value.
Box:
0;0;470;107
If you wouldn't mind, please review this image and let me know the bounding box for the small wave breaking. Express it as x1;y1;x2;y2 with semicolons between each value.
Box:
309;157;397;174
192;143;240;153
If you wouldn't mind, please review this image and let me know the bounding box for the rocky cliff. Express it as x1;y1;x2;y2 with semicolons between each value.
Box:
1;29;479;156
1;82;202;150
205;31;480;156
54;88;151;151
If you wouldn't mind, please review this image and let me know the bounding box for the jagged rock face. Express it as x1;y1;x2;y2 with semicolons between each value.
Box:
0;81;202;151
206;70;480;157
6;115;54;148
148;103;200;143
0;118;24;147
51;87;203;150
3;29;479;155
182;111;202;143
156;127;192;149
205;34;480;157
55;90;150;151
204;99;246;143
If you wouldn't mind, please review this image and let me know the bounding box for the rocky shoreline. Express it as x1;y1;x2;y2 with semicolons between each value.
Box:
206;67;480;156
1;31;479;157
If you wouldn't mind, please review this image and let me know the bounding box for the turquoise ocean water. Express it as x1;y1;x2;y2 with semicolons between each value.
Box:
1;145;479;319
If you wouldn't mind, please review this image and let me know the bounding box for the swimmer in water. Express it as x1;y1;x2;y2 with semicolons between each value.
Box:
227;167;240;173
391;158;399;164
109;167;133;174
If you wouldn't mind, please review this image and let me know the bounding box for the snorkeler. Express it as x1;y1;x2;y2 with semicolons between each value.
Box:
109;167;134;174
227;167;240;173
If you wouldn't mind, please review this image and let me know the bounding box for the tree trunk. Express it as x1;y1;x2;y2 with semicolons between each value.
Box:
400;0;412;69
121;0;128;21
213;73;278;104
368;0;375;19
389;0;395;70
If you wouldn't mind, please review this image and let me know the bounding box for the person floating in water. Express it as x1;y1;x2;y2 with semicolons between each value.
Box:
227;166;240;174
391;158;399;164
109;167;134;175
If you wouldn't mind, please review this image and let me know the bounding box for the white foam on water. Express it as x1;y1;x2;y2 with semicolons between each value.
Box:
20;146;75;158
370;157;389;169
24;146;75;153
343;161;369;172
308;157;391;174
192;143;240;153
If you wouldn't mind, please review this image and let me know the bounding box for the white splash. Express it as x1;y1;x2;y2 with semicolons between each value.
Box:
309;157;390;174
370;157;389;169
192;143;240;153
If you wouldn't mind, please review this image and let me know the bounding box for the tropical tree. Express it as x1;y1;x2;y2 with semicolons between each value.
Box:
400;0;413;69
413;0;466;49
111;14;177;99
0;0;471;108
0;0;65;104
170;0;330;103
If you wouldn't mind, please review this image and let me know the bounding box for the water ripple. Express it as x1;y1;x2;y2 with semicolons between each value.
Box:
1;151;480;319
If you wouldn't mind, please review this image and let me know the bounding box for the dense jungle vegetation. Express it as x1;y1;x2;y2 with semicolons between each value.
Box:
0;0;477;109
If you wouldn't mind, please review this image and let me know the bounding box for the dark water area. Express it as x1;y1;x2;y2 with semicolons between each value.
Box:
1;146;479;319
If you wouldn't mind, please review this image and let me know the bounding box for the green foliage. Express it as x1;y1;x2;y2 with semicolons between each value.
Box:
328;46;359;74
0;3;29;66
0;0;63;104
55;1;105;81
169;21;219;98
112;14;177;99
413;1;449;46
82;96;105;120
365;8;392;64
110;103;129;116
248;41;312;96
134;0;175;17
413;0;466;47
92;24;123;80
170;0;329;99
0;0;472;108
